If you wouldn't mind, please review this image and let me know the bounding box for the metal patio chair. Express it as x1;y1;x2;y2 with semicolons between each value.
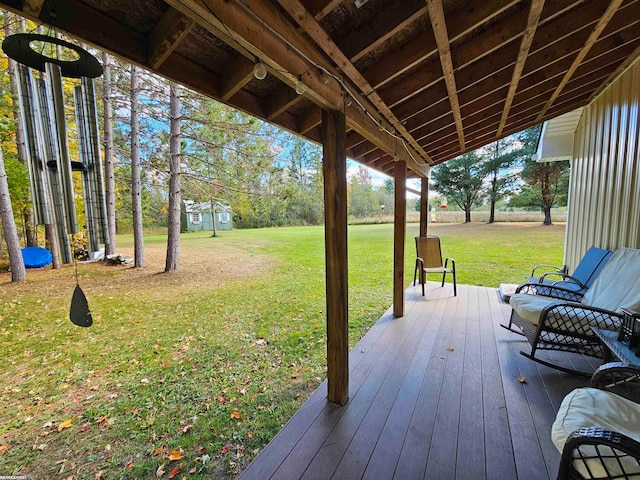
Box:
528;246;613;295
413;235;456;297
502;248;640;375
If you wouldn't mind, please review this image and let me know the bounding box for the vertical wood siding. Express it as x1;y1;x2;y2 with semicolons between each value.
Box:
565;58;640;269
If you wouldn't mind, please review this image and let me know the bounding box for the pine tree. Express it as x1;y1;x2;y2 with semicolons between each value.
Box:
165;82;181;272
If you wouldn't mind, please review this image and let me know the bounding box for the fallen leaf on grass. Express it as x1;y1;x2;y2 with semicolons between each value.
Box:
156;464;166;477
168;449;182;461
182;424;192;434
168;466;181;479
220;446;230;454
0;444;8;454
58;419;73;432
152;447;166;457
230;411;242;419
517;376;527;384
125;460;134;470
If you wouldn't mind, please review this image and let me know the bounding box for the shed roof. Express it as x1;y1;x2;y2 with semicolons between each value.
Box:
4;0;639;179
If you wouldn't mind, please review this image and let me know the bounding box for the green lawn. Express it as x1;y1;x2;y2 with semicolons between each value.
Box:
0;222;564;479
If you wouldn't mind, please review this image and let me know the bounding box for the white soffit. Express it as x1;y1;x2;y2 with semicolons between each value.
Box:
534;107;584;162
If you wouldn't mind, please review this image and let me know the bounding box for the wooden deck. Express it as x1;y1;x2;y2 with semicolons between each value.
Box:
238;282;599;480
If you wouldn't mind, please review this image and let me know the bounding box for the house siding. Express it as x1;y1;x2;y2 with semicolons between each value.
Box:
565;57;640;269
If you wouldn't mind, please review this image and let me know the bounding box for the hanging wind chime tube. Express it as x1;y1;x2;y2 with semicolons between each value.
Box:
45;61;78;236
74;77;110;252
32;71;73;264
15;65;51;225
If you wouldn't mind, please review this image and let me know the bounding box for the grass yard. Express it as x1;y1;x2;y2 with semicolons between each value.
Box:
0;222;564;479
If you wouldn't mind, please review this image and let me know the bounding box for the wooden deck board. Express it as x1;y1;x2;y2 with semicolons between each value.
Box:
238;283;592;480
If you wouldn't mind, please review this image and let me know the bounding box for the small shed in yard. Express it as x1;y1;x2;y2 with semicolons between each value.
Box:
180;200;232;232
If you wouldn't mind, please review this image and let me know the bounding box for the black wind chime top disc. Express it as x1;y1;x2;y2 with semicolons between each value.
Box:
2;33;103;78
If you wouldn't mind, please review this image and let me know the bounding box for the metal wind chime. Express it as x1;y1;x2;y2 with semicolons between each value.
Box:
3;33;109;327
3;33;108;262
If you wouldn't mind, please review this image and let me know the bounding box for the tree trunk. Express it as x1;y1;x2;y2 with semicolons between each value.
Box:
23;209;37;245
5;13;37;246
0;147;26;282
130;65;145;267
102;53;117;255
543;204;552;225
465;208;471;223
488;171;497;224
45;222;60;269
165;82;181;272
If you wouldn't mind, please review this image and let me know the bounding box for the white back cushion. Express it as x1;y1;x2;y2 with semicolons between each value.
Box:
582;248;640;312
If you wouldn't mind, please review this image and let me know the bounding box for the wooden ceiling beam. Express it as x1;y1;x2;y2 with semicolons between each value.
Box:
589;43;640;101
363;0;520;90
399;8;638;134
496;0;546;137
220;56;255;101
23;0;45;16
346;131;367;150
430;99;584;162
380;0;605;112
148;7;194;70
424;44;633;153
301;0;341;20
5;0;149;65
167;0;430;176
363;150;384;164
275;0;433;170
351;141;380;159
299;106;322;134
536;0;625;120
339;0;427;62
266;86;302;120
426;0;465;151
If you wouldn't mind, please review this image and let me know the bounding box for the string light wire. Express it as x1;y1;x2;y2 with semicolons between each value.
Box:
204;0;429;168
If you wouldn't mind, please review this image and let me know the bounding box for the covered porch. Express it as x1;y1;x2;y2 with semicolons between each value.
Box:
238;282;594;480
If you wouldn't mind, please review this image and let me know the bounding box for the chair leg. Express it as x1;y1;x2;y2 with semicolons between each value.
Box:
413;264;417;287
453;267;457;297
441;272;446;287
421;273;425;296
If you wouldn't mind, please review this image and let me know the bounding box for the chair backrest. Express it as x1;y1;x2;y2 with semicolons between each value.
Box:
582;247;640;311
571;246;614;287
415;236;443;268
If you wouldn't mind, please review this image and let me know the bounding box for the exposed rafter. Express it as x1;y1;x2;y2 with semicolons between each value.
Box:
496;0;545;137
589;43;640;102
148;7;194;70
167;0;430;176
220;56;254;101
426;0;465;151
536;0;625;121
266;86;302;120
338;0;427;63
363;0;519;90
23;0;45;16
275;0;434;168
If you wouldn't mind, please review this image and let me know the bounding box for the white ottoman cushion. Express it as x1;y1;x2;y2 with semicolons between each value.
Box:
552;387;640;478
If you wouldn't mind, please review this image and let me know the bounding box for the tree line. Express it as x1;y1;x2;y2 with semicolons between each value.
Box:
429;126;570;225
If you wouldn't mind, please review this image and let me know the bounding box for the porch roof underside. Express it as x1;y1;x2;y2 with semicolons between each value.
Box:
238;282;595;480
3;0;640;179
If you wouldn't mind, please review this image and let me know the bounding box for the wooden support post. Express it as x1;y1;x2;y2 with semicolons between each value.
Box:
322;110;349;405
393;160;406;317
420;176;429;237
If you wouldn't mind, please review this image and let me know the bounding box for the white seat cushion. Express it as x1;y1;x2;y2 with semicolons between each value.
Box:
509;293;581;326
552;388;640;478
